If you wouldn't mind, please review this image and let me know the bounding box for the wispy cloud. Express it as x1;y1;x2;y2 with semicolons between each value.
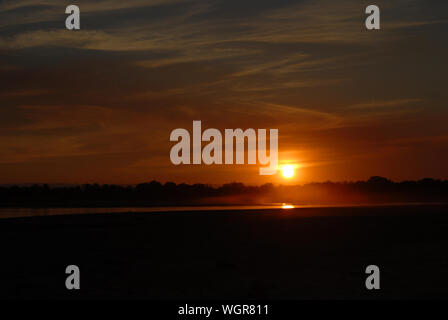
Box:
0;89;51;97
347;98;424;109
0;0;447;182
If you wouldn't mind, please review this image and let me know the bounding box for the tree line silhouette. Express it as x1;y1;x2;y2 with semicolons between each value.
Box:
0;176;447;207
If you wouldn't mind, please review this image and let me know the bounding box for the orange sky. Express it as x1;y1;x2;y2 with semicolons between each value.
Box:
0;0;447;185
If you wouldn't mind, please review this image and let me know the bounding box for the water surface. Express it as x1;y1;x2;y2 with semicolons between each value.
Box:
0;202;441;219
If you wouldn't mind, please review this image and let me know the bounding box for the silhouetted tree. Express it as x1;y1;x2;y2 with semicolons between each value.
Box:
0;176;447;207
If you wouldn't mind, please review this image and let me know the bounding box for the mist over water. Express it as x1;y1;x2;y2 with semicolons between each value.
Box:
1;203;443;219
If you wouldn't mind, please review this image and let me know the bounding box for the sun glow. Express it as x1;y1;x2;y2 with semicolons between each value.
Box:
281;164;295;179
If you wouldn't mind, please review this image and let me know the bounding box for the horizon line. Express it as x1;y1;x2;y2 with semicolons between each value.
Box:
1;176;447;188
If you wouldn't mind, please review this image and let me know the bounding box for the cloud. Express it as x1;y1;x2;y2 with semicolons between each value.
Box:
0;104;172;165
2;0;441;52
0;89;51;97
347;98;424;109
0;29;160;51
0;0;185;12
0;0;447;182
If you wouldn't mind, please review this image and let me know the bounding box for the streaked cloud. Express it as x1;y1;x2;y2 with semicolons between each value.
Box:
347;98;423;109
0;0;447;183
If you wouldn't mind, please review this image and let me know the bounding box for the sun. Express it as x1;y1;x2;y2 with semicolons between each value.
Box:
281;164;295;179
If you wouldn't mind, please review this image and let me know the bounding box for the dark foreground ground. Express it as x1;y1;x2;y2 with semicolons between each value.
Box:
1;204;448;299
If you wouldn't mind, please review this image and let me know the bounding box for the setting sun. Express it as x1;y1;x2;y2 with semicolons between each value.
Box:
281;165;295;179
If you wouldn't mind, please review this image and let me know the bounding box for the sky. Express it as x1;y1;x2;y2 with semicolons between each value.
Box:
0;0;447;185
